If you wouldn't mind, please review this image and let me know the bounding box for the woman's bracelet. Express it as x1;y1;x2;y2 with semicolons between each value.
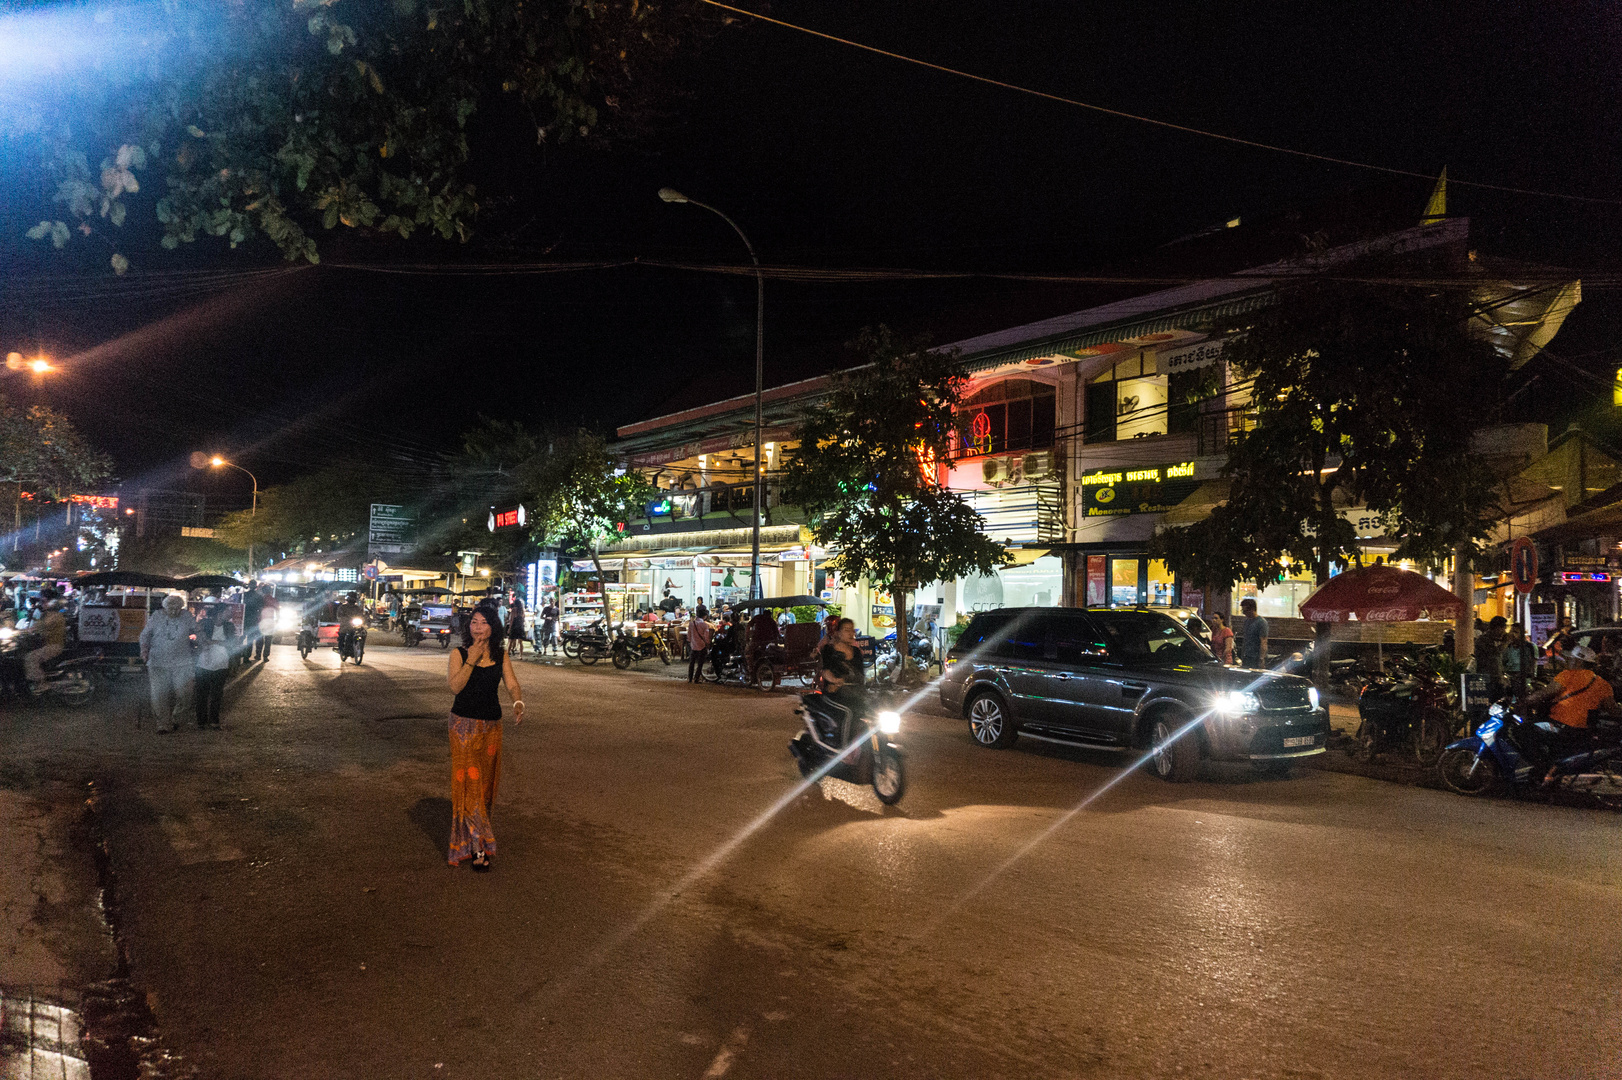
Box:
512;700;524;710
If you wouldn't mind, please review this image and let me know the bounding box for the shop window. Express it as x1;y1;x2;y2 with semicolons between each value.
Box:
1147;560;1176;606
1087;352;1223;443
1110;557;1140;606
955;379;1056;457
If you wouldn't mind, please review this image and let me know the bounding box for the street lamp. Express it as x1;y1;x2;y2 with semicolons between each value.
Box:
5;352;55;374
209;455;259;573
659;187;765;601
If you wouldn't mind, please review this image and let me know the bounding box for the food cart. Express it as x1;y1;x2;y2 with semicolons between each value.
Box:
561;583;651;630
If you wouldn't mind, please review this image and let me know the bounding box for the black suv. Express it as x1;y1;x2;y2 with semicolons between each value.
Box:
940;607;1327;780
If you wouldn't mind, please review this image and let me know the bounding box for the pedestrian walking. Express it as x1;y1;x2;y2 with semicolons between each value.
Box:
194;610;231;729
445;603;525;871
140;594;196;734
1209;612;1235;665
254;585;278;661
539;600;559;655
1238;598;1269;669
507;592;526;658
688;614;714;683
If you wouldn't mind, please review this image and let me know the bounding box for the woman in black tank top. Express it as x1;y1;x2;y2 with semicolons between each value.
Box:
446;603;526;871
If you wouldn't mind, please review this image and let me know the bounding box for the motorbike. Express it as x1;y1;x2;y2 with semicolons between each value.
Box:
871;636;930;688
337;617;367;665
611;625;670;670
0;627;96;708
1355;655;1460;759
1438;701;1622;807
563;621;612;664
400;614;424;648
297;618;318;659
789;692;906;805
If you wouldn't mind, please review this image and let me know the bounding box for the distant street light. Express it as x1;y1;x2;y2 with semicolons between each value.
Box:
204;455;259;573
658;187;765;601
5;351;55;374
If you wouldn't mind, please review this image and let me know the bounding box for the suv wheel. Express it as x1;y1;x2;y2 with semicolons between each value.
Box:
1146;711;1200;782
967;691;1018;748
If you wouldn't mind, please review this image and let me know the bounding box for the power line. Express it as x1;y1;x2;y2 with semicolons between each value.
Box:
699;0;1622;208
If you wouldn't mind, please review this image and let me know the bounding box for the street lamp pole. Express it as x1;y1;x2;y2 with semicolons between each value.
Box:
211;457;259;573
659;187;765;602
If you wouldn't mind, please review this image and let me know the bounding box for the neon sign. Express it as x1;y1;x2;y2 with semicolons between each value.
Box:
487;505;527;532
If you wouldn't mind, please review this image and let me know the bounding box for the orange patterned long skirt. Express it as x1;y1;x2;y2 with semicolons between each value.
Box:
448;714;502;866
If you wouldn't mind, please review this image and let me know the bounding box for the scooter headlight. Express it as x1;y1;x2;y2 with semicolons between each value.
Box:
877;710;902;734
350;617;364;627
0;627;14;641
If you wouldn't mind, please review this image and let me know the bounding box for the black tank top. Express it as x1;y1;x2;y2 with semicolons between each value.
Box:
451;647;504;721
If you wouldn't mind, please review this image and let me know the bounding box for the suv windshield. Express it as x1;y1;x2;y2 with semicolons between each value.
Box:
1090;610;1215;666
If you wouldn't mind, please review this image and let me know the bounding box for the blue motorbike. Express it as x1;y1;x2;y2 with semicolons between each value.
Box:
1437;704;1622;807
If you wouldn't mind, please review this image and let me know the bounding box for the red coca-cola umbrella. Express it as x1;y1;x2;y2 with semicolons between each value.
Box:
1298;564;1465;623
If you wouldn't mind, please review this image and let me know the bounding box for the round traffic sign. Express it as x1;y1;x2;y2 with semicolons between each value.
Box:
1510;537;1538;594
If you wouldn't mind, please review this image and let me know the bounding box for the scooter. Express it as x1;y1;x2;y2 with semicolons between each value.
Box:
337;617;366;665
789;692;906;805
297;617;318;659
610;626;670;670
1437;702;1622;807
1355;656;1459;759
400;614;424;648
0;627;96;708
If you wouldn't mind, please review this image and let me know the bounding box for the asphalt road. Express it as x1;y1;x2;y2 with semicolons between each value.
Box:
4;643;1620;1079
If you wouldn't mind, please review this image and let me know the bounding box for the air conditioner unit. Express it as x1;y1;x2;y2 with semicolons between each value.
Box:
982;458;1007;485
1022;451;1052;480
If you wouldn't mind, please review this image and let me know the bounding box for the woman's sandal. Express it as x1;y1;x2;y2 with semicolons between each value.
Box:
471;852;492;873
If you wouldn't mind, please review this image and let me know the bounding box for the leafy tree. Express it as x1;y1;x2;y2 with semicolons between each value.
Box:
519;429;653;626
1;394;112;554
9;0;704;269
118;533;244;578
1150;280;1507;678
214;462;415;566
781;327;1007;678
0;394;113;494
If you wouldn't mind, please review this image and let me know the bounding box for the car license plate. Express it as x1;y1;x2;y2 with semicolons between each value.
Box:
1282;735;1316;748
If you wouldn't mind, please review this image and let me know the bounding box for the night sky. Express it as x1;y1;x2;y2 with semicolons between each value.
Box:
2;0;1619;514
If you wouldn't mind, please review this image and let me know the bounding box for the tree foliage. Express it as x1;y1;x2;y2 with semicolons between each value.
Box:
514;428;653;624
117;533;244;578
781;327;1006;667
1151;281;1507;592
8;0;702;268
0;394;112;494
214;462;411;559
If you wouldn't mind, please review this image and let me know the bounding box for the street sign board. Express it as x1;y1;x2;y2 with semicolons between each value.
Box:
369;503;412;558
1510;537;1538;594
1460;673;1491;718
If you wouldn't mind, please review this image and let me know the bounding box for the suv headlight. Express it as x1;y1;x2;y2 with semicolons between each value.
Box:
1309;687;1321;710
1215;690;1260;714
877;710;902;734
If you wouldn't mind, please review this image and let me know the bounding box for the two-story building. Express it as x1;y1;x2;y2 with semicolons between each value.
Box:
610;199;1580;637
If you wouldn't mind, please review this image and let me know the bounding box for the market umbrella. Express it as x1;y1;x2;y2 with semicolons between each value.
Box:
176;574;247;592
1298;565;1465;622
72;571;181;590
730;595;828;611
1298;564;1465;669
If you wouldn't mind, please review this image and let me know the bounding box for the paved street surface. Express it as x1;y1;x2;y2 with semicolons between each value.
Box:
4;643;1620;1079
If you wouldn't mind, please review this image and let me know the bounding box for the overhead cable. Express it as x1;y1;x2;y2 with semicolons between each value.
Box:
698;0;1622;207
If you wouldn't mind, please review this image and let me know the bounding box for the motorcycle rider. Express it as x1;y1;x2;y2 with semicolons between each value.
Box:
23;589;67;694
819;617;867;746
1521;643;1615;729
336;591;364;655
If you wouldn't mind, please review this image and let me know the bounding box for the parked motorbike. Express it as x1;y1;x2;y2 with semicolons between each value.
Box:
611;626;671;670
1355;656;1460;759
0;627;96;708
337;617;366;665
1438;702;1622;807
564;621;612;664
789;692;906;805
871;637;929;688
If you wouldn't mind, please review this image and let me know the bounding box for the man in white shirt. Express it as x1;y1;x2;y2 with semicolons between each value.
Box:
139;594;196;734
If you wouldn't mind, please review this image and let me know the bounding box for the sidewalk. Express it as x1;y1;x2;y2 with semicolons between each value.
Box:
0;780;113;1078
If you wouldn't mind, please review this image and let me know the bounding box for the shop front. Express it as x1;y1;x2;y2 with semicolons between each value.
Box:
1074;457;1204;609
